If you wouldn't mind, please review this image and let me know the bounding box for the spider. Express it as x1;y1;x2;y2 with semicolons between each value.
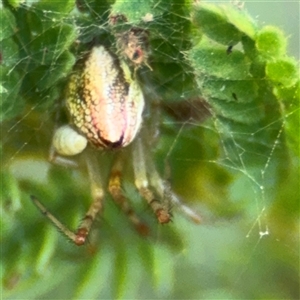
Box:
31;45;201;246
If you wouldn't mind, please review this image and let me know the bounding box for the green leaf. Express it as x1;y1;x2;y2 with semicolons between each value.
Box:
0;8;17;41
256;25;287;59
111;0;152;23
274;81;300;157
209;97;264;124
0;37;20;67
33;51;76;91
34;0;76;15
7;0;24;8
192;3;242;45
192;2;256;45
27;24;77;66
188;38;251;80
0;66;24;122
266;58;299;87
201;79;258;103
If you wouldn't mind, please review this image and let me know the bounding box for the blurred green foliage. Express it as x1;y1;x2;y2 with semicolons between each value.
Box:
1;0;299;299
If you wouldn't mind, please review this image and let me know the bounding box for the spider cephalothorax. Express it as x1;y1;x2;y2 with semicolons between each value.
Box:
115;27;151;69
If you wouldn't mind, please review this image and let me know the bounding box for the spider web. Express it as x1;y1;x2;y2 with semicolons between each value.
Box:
2;0;299;299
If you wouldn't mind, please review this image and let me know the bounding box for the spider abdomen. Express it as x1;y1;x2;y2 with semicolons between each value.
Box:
66;46;145;149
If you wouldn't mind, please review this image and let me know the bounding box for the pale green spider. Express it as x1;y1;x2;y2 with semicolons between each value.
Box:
31;45;200;246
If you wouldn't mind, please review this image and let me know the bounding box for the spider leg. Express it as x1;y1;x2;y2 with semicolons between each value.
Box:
75;150;104;245
147;153;202;224
108;151;149;236
49;145;79;168
132;137;171;224
30;195;79;242
163;181;202;224
31;149;104;246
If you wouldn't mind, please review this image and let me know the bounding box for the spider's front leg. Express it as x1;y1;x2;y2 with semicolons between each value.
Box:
75;150;105;245
31;126;105;246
